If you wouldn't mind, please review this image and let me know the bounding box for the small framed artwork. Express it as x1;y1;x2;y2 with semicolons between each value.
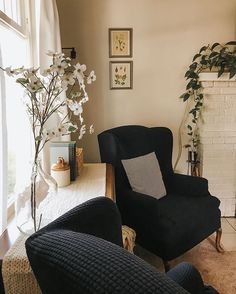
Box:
110;61;133;90
109;28;133;58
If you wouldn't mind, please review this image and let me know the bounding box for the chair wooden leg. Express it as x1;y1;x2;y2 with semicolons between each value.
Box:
215;228;224;253
163;260;170;272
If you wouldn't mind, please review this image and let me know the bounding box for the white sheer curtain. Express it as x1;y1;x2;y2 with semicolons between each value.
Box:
39;0;62;69
0;0;67;233
0;47;8;235
39;0;69;173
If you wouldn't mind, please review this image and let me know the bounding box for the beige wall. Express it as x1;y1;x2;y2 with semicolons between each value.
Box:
56;0;236;172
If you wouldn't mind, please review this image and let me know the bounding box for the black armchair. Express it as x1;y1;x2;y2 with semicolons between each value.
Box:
98;125;223;270
25;197;218;294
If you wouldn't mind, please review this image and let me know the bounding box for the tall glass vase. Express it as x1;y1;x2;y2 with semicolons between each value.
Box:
15;159;58;235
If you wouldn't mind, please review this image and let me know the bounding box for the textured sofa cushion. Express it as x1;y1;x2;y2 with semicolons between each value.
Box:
121;152;166;199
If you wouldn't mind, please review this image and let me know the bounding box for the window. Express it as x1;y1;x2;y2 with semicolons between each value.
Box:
0;0;35;234
0;0;26;35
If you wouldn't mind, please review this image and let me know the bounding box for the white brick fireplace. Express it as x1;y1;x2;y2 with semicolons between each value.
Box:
199;73;236;216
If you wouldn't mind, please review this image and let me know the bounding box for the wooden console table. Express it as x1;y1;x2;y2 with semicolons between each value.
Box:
0;163;114;293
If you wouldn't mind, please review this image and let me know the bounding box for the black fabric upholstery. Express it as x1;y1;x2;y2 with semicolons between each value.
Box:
36;195;123;247
166;262;218;294
25;197;219;294
98;125;221;261
167;262;204;294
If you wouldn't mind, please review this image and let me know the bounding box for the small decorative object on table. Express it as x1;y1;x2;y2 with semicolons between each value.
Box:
51;157;70;187
50;141;77;181
0;52;96;234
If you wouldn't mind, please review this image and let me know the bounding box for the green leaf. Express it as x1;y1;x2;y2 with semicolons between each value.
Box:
225;41;236;46
211;43;220;50
192;53;201;61
198;94;204;99
189;62;198;70
187;132;193;136
187;125;192;130
16;78;28;84
200;58;208;65
184;144;191;148
199;46;207;53
195;102;203;107
184;70;191;78
186;79;194;90
68;126;77;132
209;51;219;59
192;83;201;90
218;66;225;77
188;72;199;79
180;93;190;102
219;48;226;56
35;136;42;141
209;63;215;70
229;68;236;79
189;109;196;114
183;94;190;102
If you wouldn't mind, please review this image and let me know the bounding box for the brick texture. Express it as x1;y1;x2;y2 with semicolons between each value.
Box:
200;79;236;216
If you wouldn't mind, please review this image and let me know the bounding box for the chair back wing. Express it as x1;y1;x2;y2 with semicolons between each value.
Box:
98;125;174;189
38;197;124;247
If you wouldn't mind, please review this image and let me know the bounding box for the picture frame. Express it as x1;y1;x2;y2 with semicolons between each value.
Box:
109;28;133;58
109;61;133;90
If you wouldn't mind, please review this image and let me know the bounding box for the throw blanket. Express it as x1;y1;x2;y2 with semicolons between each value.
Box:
122;225;136;253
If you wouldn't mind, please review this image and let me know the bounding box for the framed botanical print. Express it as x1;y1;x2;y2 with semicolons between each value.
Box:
109;28;133;58
110;61;133;90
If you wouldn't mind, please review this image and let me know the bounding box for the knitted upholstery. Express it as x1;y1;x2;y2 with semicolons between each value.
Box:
98;125;221;261
25;197;219;294
26;230;189;294
166;262;218;294
37;196;123;247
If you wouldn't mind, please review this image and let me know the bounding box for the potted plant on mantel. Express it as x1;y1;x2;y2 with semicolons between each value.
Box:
179;41;236;175
0;52;96;234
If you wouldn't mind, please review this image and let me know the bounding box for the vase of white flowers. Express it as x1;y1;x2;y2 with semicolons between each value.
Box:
1;51;96;234
15;158;58;233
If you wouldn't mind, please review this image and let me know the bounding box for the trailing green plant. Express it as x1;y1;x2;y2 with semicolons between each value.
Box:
180;41;236;155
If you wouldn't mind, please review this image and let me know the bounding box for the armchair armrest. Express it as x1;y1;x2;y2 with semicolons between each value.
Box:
167;262;204;294
167;262;219;294
39;196;123;247
171;173;209;197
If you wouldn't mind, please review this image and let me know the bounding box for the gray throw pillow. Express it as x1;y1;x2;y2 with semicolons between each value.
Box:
121;152;166;200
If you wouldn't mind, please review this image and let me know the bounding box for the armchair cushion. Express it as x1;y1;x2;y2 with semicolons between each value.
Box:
118;188;221;260
122;152;166;200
